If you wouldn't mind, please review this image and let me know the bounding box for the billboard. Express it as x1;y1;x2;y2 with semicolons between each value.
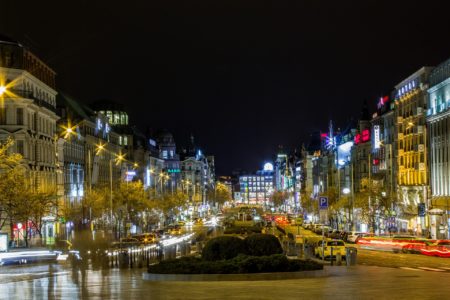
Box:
337;141;353;167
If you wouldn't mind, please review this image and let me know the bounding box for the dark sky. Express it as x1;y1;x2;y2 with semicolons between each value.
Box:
2;0;450;174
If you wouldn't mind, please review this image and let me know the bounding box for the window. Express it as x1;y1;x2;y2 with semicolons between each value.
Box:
119;136;123;145
16;140;24;155
123;136;128;146
17;108;23;125
0;107;5;125
162;150;168;159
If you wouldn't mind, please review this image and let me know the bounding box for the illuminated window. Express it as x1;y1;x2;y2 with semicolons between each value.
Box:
162;150;168;159
119;136;123;145
123;136;128;146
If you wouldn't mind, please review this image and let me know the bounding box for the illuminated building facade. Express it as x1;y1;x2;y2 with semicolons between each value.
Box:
157;130;181;192
0;36;59;244
370;95;396;195
57;93;123;204
427;57;450;239
239;163;274;205
0;36;59;193
394;67;433;235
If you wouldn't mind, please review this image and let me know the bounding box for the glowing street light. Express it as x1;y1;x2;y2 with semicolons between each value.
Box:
0;86;6;96
342;187;351;195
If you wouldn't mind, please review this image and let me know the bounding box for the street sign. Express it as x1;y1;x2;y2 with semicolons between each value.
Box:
319;196;328;209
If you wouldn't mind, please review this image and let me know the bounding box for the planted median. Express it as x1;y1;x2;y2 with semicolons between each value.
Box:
148;234;322;275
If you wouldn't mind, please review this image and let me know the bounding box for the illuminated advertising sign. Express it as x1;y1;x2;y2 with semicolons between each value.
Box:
0;233;7;252
373;125;381;149
337;141;353;167
362;129;370;142
167;169;180;173
354;129;370;145
263;163;274;171
125;170;136;182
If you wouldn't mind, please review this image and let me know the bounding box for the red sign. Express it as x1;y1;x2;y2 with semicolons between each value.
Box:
362;129;370;142
354;134;361;145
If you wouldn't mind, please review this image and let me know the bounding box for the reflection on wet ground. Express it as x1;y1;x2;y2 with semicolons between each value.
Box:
3;263;450;299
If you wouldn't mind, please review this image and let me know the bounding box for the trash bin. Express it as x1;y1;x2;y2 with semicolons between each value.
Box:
346;247;357;266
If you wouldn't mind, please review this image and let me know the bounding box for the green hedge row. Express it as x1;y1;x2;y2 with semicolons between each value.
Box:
223;226;262;234
148;254;323;274
202;234;283;261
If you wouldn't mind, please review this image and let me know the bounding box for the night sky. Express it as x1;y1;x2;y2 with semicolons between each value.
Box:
2;1;450;174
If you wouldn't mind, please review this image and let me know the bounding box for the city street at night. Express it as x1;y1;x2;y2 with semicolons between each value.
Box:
3;1;450;299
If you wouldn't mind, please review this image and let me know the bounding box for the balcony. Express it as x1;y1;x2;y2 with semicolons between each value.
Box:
8;89;56;113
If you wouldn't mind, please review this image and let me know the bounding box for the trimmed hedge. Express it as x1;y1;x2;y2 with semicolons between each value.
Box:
202;236;247;261
224;226;262;234
148;254;323;274
244;234;283;257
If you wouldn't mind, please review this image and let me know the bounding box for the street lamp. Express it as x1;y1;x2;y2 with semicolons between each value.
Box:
96;144;125;238
0;85;6;96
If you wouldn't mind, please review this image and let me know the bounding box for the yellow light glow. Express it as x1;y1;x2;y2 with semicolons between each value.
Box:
0;74;20;99
95;143;106;155
115;153;126;165
60;121;78;140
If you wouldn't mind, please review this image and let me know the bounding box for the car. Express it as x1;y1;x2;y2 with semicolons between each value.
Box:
133;233;157;244
119;237;140;245
315;239;347;260
154;229;170;239
346;231;363;243
194;218;204;225
166;225;182;235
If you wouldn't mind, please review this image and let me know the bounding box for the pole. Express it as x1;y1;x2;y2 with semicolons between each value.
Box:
110;159;113;237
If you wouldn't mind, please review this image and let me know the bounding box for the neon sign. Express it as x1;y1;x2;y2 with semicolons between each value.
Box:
377;96;389;109
373;125;381;149
362;129;370;142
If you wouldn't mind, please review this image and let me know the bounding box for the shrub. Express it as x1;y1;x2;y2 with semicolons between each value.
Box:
245;234;283;256
202;236;247;261
148;254;323;274
223;226;262;234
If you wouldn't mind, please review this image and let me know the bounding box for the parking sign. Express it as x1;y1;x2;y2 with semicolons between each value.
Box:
319;196;328;209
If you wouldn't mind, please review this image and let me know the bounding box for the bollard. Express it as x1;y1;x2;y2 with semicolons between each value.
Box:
346;247;357;266
336;252;342;266
330;247;333;266
297;244;303;259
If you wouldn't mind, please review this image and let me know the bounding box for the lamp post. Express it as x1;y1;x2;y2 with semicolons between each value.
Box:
96;144;124;238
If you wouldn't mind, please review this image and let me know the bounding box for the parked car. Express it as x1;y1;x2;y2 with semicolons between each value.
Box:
315;239;347;260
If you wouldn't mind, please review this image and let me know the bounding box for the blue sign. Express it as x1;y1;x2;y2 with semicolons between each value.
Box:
319;197;328;209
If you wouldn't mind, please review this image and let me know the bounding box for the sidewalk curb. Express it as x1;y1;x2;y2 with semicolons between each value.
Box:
143;269;329;282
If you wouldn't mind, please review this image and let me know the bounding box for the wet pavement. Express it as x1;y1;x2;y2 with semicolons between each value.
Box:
1;263;450;299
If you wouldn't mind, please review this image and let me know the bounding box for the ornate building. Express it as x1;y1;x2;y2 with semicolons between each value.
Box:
394;67;433;236
427;57;450;239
